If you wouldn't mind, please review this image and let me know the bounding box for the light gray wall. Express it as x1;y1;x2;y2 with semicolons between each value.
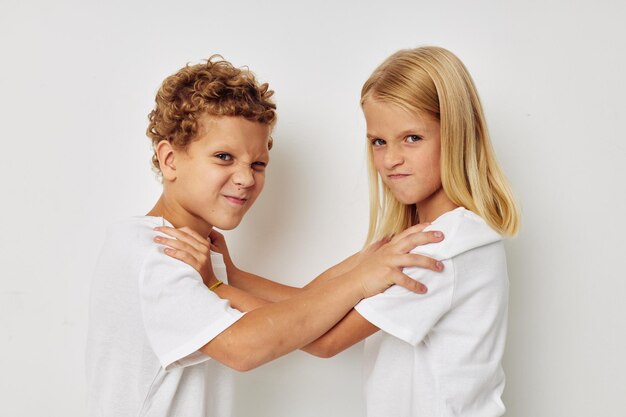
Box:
1;1;625;416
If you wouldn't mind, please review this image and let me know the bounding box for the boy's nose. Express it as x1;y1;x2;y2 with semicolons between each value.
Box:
232;166;255;188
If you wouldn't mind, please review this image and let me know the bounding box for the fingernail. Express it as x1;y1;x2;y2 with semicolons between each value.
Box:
434;231;443;238
164;248;173;253
420;286;428;294
153;227;161;230
154;236;162;242
436;261;444;270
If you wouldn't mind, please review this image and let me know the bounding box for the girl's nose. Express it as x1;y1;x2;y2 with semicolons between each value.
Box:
383;146;404;169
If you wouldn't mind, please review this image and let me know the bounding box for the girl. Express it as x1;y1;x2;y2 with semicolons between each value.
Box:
305;46;520;417
159;46;519;417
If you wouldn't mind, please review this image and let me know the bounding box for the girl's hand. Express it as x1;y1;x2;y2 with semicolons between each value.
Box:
153;226;218;287
334;222;436;277
207;229;235;271
352;227;444;298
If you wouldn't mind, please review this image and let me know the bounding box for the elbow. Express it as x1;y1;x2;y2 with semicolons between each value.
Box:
304;339;342;359
229;359;256;372
224;353;265;372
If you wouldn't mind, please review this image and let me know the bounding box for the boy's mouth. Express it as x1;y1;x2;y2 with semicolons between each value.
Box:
224;195;248;206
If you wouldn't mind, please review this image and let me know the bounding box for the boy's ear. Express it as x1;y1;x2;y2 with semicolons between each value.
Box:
156;140;177;181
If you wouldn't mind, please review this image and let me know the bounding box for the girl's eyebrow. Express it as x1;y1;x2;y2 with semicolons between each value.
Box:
367;127;426;140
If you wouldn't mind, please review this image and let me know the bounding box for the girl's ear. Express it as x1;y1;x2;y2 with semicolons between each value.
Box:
156;140;177;181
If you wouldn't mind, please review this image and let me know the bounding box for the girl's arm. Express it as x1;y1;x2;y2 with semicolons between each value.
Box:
305;223;441;288
158;228;434;371
302;224;446;358
301;308;379;358
209;229;301;302
156;223;442;302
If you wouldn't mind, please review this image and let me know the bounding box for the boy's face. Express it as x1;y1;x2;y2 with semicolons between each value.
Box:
168;114;270;231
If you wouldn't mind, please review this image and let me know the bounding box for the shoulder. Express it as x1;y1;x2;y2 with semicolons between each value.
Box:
106;216;169;238
103;216;170;249
413;207;503;260
96;216;173;268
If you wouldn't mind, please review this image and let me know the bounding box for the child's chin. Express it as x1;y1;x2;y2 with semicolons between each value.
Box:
212;218;243;231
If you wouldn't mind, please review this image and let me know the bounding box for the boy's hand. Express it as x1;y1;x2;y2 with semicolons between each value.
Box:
351;225;445;298
153;226;218;287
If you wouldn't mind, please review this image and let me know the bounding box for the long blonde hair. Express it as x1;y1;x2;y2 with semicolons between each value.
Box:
361;46;520;243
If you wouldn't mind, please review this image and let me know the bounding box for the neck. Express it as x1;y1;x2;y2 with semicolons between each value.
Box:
415;187;459;223
147;194;212;238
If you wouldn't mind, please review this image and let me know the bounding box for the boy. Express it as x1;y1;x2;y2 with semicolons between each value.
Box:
86;56;442;417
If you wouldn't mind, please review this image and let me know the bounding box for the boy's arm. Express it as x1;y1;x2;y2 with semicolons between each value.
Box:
157;223;443;302
199;231;427;371
210;229;301;302
211;282;270;311
301;224;445;357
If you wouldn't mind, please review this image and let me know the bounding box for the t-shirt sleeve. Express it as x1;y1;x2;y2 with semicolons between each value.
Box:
355;259;455;346
139;246;244;371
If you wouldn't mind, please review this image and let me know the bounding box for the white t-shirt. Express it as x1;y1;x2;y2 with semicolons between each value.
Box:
355;207;509;417
86;216;244;417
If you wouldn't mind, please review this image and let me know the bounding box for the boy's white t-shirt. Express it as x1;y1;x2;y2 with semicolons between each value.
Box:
86;217;244;417
355;207;509;417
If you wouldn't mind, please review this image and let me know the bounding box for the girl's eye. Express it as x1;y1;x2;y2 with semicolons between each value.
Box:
215;153;232;161
371;138;386;147
406;135;422;143
252;162;267;171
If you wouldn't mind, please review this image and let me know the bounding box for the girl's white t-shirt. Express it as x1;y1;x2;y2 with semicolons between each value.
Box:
355;207;509;417
86;217;244;417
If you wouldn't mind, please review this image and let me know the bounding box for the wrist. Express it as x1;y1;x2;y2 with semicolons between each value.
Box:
201;271;219;287
331;268;368;302
225;261;240;277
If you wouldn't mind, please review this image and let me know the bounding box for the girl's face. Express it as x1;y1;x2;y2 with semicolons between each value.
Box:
363;99;456;222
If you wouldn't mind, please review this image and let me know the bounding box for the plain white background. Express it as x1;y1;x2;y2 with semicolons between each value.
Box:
1;0;625;416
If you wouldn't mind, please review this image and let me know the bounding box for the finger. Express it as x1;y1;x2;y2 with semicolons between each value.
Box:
393;230;444;253
180;227;212;246
390;222;431;244
394;253;444;272
208;229;224;241
154;226;209;252
390;270;428;294
161;247;201;271
154;235;201;259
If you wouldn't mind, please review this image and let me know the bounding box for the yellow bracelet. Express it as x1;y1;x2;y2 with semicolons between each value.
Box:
208;280;223;291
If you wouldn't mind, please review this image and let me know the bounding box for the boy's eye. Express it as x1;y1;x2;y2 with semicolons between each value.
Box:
371;138;386;147
251;162;267;171
406;135;422;143
215;153;233;161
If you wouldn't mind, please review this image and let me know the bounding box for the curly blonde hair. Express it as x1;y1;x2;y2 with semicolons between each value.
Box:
147;55;277;173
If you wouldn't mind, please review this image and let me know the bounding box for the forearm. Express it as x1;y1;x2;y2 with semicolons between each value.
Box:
305;252;362;289
213;283;270;312
226;266;302;301
202;271;364;371
302;308;379;358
